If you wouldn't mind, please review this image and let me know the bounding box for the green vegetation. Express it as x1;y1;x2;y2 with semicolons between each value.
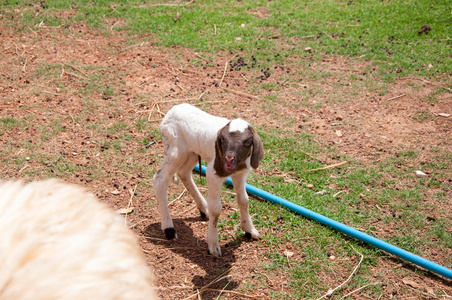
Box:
1;0;451;298
1;0;451;77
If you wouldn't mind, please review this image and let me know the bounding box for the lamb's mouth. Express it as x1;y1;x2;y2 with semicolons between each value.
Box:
225;162;237;171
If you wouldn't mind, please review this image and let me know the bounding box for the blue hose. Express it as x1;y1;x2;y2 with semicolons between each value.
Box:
194;164;452;280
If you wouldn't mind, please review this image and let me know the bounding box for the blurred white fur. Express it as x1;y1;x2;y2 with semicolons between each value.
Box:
0;179;159;300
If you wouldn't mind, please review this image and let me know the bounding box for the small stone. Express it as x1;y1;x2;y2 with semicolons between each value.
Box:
416;170;427;176
304;47;312;52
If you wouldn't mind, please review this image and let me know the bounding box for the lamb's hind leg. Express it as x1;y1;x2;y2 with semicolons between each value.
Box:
177;153;209;219
153;153;181;240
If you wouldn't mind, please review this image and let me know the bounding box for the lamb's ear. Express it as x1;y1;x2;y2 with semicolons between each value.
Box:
213;129;225;175
250;128;264;169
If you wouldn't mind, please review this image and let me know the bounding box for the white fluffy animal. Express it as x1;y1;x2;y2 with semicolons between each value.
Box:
153;103;264;257
0;179;159;300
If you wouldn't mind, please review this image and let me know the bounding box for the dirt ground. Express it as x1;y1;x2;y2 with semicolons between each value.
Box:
1;20;451;299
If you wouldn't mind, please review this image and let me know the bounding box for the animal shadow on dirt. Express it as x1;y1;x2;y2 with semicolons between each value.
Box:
144;216;250;299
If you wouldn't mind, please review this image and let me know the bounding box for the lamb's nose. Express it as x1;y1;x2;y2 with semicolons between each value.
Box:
225;156;235;163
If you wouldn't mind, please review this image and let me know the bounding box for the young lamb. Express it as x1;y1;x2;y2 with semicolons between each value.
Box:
0;179;159;300
153;103;264;257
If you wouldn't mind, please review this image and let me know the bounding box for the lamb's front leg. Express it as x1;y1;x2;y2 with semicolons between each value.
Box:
206;167;225;257
231;173;259;239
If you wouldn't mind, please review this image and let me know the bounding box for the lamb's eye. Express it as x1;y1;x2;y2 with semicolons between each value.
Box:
244;138;253;147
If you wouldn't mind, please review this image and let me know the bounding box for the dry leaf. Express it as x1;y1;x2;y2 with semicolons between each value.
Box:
111;189;120;195
116;207;135;215
335;130;343;137
284;251;294;258
402;278;421;288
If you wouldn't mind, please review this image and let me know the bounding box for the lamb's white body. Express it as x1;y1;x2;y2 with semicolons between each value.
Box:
0;179;159;300
160;103;230;163
154;104;263;257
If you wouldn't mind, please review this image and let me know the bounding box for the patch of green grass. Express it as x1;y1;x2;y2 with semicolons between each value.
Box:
3;0;451;77
412;110;432;121
2;1;452;298
0;117;22;135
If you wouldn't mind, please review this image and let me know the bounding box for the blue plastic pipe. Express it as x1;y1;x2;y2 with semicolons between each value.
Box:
194;164;452;280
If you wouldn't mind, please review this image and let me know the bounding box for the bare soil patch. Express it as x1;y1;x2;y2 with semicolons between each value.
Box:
1;21;451;299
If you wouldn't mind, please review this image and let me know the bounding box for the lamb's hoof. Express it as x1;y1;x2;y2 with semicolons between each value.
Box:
164;228;177;240
207;248;221;257
199;211;208;220
244;228;260;240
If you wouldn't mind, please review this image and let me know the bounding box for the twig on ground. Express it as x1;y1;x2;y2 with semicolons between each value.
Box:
333;191;344;198
41;90;58;96
215;280;231;300
149;118;164;122
124;184;137;224
239;72;250;82
22;56;31;73
143;236;171;243
18;165;29;173
219;60;229;88
62;69;85;80
157;285;194;290
194;53;210;61
207;289;260;298
339;282;381;300
316;244;364;300
300;149;322;162
299;35;317;39
219;54;238;88
306;161;347;172
175;82;186;91
175;204;197;216
64;63;88;78
193;100;227;106
68;113;76;125
137;0;194;7
293;236;316;241
385;94;406;101
441;86;452;93
183;268;233;300
253;269;274;286
168;188;187;206
154;92;206;105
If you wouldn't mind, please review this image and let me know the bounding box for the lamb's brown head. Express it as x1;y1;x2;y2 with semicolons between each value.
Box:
214;119;263;177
